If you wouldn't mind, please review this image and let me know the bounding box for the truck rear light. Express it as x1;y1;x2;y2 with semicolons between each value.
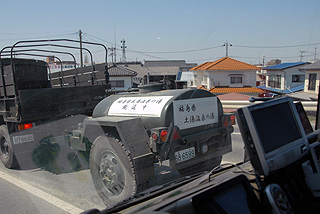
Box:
152;133;158;141
222;114;236;127
230;114;236;125
223;117;229;128
160;130;168;142
152;127;180;143
18;123;33;131
172;127;180;140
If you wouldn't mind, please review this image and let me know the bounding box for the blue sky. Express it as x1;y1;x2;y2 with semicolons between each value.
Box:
0;0;319;65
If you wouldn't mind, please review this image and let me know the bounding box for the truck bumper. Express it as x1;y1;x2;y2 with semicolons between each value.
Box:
168;126;233;171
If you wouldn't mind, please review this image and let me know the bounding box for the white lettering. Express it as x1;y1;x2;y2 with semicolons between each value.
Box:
13;134;34;144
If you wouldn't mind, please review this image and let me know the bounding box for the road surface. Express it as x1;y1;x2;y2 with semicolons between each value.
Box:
0;125;245;213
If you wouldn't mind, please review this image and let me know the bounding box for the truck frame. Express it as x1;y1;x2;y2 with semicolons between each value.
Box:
0;39;111;169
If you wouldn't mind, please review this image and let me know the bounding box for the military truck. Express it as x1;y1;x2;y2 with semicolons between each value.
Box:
0;57;110;169
70;85;234;205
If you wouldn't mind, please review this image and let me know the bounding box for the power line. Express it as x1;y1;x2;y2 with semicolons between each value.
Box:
84;32;114;46
83;33;101;43
127;45;223;54
83;32;168;60
84;32;223;54
77;32;320;62
232;42;320;49
0;32;78;42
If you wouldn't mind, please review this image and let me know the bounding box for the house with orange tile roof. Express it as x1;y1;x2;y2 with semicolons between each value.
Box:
190;57;260;88
190;57;263;96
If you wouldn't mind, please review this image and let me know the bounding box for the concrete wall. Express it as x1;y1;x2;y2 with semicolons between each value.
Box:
192;70;257;88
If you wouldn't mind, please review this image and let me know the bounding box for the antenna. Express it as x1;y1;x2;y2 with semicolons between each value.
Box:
79;30;83;67
114;21;117;63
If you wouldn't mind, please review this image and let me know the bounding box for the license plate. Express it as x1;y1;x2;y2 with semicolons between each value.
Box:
175;147;195;163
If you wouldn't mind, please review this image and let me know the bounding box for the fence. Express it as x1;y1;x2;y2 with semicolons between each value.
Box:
221;101;318;112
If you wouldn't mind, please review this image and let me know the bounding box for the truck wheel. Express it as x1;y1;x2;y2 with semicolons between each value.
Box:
177;156;222;176
0;125;18;169
89;135;137;206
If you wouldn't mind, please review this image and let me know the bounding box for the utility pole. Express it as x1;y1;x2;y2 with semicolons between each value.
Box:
315;48;317;61
79;30;83;67
121;39;127;63
299;50;306;62
223;41;232;57
108;45;116;64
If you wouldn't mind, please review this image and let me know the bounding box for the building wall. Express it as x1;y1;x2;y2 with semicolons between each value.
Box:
266;70;284;89
284;66;306;88
109;76;133;90
266;66;306;90
192;71;203;88
192;70;256;88
304;70;320;94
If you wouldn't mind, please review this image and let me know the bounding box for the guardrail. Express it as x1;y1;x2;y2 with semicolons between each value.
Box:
221;100;318;111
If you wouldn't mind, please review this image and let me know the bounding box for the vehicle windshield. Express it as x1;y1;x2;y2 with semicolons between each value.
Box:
0;1;319;213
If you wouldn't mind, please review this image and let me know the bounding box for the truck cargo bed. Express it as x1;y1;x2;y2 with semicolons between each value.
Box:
17;85;110;122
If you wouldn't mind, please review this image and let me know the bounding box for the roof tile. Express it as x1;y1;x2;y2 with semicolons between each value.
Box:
190;57;260;71
198;86;264;93
108;65;137;76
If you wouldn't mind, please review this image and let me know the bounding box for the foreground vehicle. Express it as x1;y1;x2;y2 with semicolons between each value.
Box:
71;86;234;205
83;96;320;214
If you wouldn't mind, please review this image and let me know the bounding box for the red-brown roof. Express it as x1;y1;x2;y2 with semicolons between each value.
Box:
209;87;264;93
198;86;264;94
190;57;260;71
217;92;252;101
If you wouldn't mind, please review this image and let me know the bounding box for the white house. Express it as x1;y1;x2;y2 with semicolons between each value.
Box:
264;62;308;92
101;65;137;90
190;57;259;89
300;60;320;95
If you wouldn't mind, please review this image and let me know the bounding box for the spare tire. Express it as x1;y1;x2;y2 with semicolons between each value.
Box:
89;135;137;206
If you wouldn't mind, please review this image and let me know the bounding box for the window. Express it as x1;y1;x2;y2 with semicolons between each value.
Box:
292;75;305;83
308;73;317;91
230;76;242;84
268;74;281;88
110;80;125;87
203;75;208;84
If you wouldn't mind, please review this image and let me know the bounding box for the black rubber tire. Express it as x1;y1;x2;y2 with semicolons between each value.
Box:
89;135;137;206
177;156;222;176
0;125;18;169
